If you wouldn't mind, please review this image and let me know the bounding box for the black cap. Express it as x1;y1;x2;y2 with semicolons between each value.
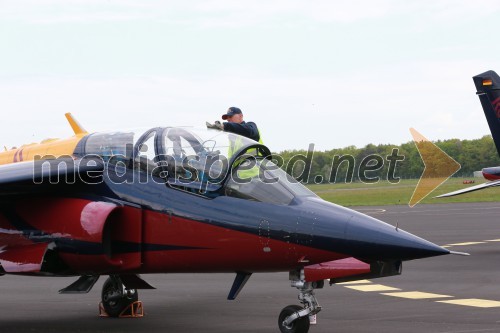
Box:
222;107;242;120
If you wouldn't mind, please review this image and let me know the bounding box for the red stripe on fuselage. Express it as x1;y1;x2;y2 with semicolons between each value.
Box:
7;197;349;275
140;209;347;274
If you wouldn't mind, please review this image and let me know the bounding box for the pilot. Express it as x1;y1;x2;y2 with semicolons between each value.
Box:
206;107;262;144
207;107;264;182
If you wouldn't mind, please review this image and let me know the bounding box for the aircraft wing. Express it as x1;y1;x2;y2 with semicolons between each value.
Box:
0;243;50;273
0;158;104;273
0;157;104;198
435;180;500;198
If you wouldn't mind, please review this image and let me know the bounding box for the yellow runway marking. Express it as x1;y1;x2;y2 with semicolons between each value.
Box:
342;284;500;309
445;241;486;246
345;284;400;292
437;299;500;308
381;291;452;299
485;239;500;242
336;280;372;285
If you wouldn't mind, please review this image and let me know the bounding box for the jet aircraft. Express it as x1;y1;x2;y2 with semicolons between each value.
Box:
438;70;500;198
0;114;451;333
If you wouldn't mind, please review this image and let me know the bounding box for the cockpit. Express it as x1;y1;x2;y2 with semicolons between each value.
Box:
78;127;317;205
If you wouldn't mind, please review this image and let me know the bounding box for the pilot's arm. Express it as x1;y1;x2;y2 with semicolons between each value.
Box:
223;122;260;142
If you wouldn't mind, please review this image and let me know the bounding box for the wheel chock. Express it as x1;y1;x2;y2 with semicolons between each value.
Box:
99;301;144;318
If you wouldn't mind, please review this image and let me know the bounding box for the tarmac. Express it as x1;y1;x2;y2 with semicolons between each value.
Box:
1;202;500;332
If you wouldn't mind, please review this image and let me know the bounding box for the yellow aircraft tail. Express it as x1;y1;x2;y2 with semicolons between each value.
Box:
0;114;89;166
65;112;87;135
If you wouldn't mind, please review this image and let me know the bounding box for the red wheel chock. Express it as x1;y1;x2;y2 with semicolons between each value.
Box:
99;301;144;318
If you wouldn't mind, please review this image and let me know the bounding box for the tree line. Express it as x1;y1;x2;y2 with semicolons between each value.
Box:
273;135;500;184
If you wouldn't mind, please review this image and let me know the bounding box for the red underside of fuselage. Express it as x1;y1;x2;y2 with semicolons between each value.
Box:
142;212;348;273
0;198;349;275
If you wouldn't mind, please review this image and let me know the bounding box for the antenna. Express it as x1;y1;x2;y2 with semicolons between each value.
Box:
395;199;400;231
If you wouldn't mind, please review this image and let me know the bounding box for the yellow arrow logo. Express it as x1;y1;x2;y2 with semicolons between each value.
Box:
409;128;461;207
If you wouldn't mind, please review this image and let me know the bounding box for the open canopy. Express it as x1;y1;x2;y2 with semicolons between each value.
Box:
79;127;316;204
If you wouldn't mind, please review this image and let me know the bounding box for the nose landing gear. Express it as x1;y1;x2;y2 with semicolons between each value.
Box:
278;270;323;333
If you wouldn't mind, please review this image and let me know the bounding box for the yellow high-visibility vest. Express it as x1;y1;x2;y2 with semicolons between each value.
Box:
229;130;264;181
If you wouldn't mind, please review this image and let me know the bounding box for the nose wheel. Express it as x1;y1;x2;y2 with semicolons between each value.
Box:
278;305;310;333
101;275;139;317
278;269;323;333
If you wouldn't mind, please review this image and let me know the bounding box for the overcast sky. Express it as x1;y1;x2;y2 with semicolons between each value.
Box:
1;0;500;152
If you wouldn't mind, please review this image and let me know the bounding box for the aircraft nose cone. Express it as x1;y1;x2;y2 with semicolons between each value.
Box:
343;212;450;261
297;198;449;262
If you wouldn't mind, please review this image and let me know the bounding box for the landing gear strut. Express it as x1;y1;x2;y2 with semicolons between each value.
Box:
278;269;323;333
101;275;139;317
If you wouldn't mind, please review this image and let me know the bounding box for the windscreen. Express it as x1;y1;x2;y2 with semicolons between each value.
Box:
224;158;317;205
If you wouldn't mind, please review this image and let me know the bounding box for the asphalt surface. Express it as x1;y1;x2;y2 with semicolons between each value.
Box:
2;202;500;333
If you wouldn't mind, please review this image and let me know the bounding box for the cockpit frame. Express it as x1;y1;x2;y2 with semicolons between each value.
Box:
79;126;315;205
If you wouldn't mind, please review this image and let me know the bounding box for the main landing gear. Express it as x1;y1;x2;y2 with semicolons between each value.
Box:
278;269;323;333
100;275;142;317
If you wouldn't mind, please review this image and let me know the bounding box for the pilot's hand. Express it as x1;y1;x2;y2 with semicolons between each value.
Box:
206;121;224;130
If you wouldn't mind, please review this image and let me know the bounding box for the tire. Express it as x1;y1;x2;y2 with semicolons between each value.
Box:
101;276;139;317
278;305;310;333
